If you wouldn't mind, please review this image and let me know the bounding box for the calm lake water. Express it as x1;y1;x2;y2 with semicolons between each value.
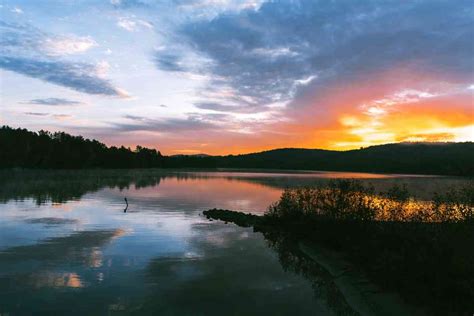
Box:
0;170;469;315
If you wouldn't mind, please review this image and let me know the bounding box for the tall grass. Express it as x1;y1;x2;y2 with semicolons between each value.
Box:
266;179;473;223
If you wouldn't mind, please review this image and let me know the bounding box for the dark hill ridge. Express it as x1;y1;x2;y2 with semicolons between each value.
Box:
1;126;473;176
213;143;474;176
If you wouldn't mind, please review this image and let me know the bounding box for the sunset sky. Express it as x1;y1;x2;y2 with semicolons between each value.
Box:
0;0;473;155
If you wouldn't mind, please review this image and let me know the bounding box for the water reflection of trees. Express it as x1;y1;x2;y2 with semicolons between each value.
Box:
0;170;333;205
1;170;470;205
261;220;474;315
204;180;474;315
263;231;358;315
0;170;169;204
263;180;474;315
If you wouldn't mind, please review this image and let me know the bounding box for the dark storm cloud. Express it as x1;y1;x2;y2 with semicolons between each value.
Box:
25;98;83;106
0;21;126;97
156;0;474;112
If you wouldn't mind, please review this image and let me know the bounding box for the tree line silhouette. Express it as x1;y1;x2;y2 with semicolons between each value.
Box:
0;126;163;168
1;126;473;175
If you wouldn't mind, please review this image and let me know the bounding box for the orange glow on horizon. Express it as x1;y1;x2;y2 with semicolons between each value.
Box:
105;68;473;155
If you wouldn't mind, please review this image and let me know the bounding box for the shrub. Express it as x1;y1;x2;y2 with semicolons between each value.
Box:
266;180;473;223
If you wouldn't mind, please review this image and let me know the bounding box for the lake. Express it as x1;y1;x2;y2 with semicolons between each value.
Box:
0;170;468;315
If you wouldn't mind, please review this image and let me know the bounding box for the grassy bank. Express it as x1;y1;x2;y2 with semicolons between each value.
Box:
204;180;474;315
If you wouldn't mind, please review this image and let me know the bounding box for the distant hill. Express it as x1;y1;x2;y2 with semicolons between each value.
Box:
213;143;474;176
1;126;473;176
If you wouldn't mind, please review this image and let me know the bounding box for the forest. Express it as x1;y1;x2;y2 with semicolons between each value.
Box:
1;126;473;176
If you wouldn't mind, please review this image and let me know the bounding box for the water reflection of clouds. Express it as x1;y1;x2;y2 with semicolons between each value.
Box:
0;229;125;264
141;221;331;315
103;177;282;213
0;199;92;249
29;272;84;289
25;217;79;225
0;229;126;296
0;171;470;314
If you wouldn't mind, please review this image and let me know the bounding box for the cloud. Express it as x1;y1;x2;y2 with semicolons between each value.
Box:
123;114;146;121
154;51;187;72
0;56;127;96
110;0;150;9
194;102;266;113
42;36;97;56
0;21;96;57
0;21;128;97
23;111;72;120
117;17;153;31
95;60;111;78
53;114;72;120
25;98;83;106
4;0;471;154
151;0;474;151
172;0;264;14
116;114;218;133
11;7;23;14
153;45;214;78
117;18;136;31
24;112;49;116
155;0;473;114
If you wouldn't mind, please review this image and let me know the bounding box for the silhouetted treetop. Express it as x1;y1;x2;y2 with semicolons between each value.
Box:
1;126;473;176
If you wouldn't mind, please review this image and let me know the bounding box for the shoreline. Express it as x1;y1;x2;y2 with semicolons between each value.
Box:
0;167;461;178
203;209;422;315
203;208;473;315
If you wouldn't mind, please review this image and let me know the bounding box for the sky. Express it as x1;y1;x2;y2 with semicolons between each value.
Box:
0;0;473;155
